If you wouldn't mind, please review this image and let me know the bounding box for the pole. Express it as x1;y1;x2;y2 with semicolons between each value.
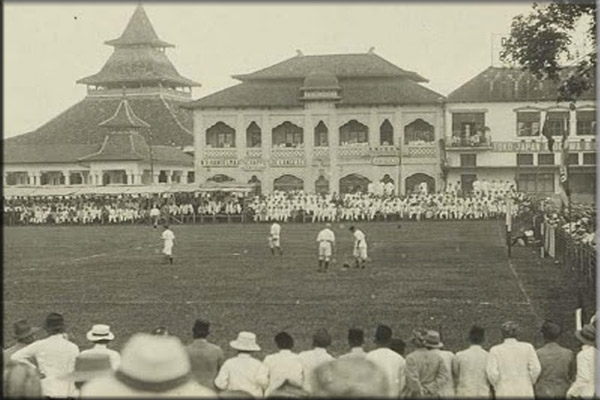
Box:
148;127;155;185
506;195;512;258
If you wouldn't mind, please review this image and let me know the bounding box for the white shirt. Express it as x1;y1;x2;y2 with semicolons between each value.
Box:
452;345;491;398
486;338;541;398
317;228;335;244
12;334;79;398
339;346;367;360
298;347;334;393
431;348;455;397
270;223;281;238
366;347;406;397
162;229;175;244
566;345;596;398
263;349;304;396
353;230;367;248
80;344;121;370
214;353;268;397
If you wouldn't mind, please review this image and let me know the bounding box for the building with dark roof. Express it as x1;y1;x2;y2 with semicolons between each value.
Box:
444;66;596;199
184;50;446;194
4;4;195;187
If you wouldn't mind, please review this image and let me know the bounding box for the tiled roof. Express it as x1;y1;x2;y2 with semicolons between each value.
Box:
98;98;150;129
185;78;444;109
79;132;151;162
233;53;428;82
4;144;98;164
448;66;596;102
77;47;200;88
5;96;193;148
105;4;174;48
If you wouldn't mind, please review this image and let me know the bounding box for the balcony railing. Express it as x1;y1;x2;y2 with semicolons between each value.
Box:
369;145;399;156
245;148;262;158
401;144;436;158
204;148;237;159
445;135;492;150
271;147;306;160
314;147;330;158
338;144;370;159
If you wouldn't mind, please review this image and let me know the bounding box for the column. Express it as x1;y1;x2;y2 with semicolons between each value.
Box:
3;172;8;186
330;110;340;194
369;107;379;148
63;171;71;186
165;170;172;184
444;107;452;139
194;113;205;184
183;171;190;184
304;110;314;192
153;172;160;184
569;109;577;137
236;113;246;161
262;111;272;164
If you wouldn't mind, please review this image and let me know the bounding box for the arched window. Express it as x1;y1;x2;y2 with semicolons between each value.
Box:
339;120;368;146
405;173;435;195
206;122;235;148
273;175;304;192
314;121;329;147
339;174;371;194
246;122;261;148
315;175;329;195
248;175;262;196
379;120;394;145
404;119;435;145
207;174;235;183
272;122;303;148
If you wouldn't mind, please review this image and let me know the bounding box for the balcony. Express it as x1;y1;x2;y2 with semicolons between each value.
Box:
270;147;306;167
204;147;237;159
444;135;492;151
338;143;370;159
245;148;262;158
369;145;399;156
401;143;436;158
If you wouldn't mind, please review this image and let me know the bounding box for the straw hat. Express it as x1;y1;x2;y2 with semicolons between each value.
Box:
86;324;115;342
423;330;443;349
230;332;261;352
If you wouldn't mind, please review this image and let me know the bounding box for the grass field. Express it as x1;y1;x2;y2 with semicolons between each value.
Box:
3;220;582;359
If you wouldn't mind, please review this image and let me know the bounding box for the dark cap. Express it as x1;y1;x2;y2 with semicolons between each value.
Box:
374;324;392;344
45;313;65;333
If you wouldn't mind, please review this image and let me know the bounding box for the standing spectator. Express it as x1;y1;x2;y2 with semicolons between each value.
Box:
214;331;268;397
187;319;225;392
365;324;406;397
566;322;596;399
298;329;334;393
11;313;80;398
60;353;112;398
311;358;389;397
389;338;407;357
262;332;304;397
81;333;215;397
427;330;455;398
486;321;541;398
452;325;491;398
4;319;39;361
339;328;366;359
3;361;43;399
80;324;121;370
404;328;449;398
534;320;574;398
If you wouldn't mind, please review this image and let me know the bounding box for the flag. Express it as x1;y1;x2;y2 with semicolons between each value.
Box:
541;114;555;152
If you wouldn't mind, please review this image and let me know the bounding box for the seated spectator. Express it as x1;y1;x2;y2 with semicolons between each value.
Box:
3;360;43;399
80;324;121;370
486;321;541;399
311;357;388;397
566;322;596;399
298;329;334;393
452;325;491;398
366;324;406;397
214;331;268;397
339;328;366;359
60;353;112;398
187;319;225;392
535;320;574;399
81;333;215;397
263;332;304;397
11;312;80;398
4;319;39;361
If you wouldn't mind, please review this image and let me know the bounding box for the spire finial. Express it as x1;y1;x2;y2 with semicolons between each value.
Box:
296;49;304;57
368;46;376;54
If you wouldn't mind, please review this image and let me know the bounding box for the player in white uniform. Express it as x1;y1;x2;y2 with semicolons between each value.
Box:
316;223;335;273
349;226;368;269
161;225;175;264
150;205;161;229
269;222;282;256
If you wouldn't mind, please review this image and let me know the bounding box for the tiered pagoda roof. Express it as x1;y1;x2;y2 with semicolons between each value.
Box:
186;52;444;109
77;4;199;89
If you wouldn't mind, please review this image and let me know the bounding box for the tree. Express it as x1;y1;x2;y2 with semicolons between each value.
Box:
501;1;596;102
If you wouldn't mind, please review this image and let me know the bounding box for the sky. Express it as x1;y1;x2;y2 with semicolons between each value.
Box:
3;1;537;138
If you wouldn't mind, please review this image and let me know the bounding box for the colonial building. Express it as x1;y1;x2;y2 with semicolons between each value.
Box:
444;67;596;198
184;50;446;195
3;4;196;187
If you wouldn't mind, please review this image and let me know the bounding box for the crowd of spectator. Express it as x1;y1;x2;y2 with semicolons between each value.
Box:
541;200;596;248
3;313;596;398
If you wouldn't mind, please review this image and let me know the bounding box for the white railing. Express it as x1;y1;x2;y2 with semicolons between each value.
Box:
401;145;436;158
204;148;237;159
338;144;370;158
245;148;262;158
270;147;306;160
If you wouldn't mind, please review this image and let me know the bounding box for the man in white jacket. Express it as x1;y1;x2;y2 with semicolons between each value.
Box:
486;321;541;398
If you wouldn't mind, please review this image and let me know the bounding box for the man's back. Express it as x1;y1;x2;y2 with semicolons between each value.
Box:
405;348;447;398
187;339;225;391
366;347;406;397
486;339;541;398
298;348;334;393
453;345;491;398
535;342;574;398
263;350;303;396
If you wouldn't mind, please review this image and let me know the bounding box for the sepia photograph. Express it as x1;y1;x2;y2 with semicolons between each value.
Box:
3;1;597;398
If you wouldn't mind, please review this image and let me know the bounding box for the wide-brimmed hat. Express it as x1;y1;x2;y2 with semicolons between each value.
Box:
114;333;192;392
13;319;39;340
86;324;115;342
60;353;112;382
423;330;443;349
230;332;261;352
575;323;596;346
